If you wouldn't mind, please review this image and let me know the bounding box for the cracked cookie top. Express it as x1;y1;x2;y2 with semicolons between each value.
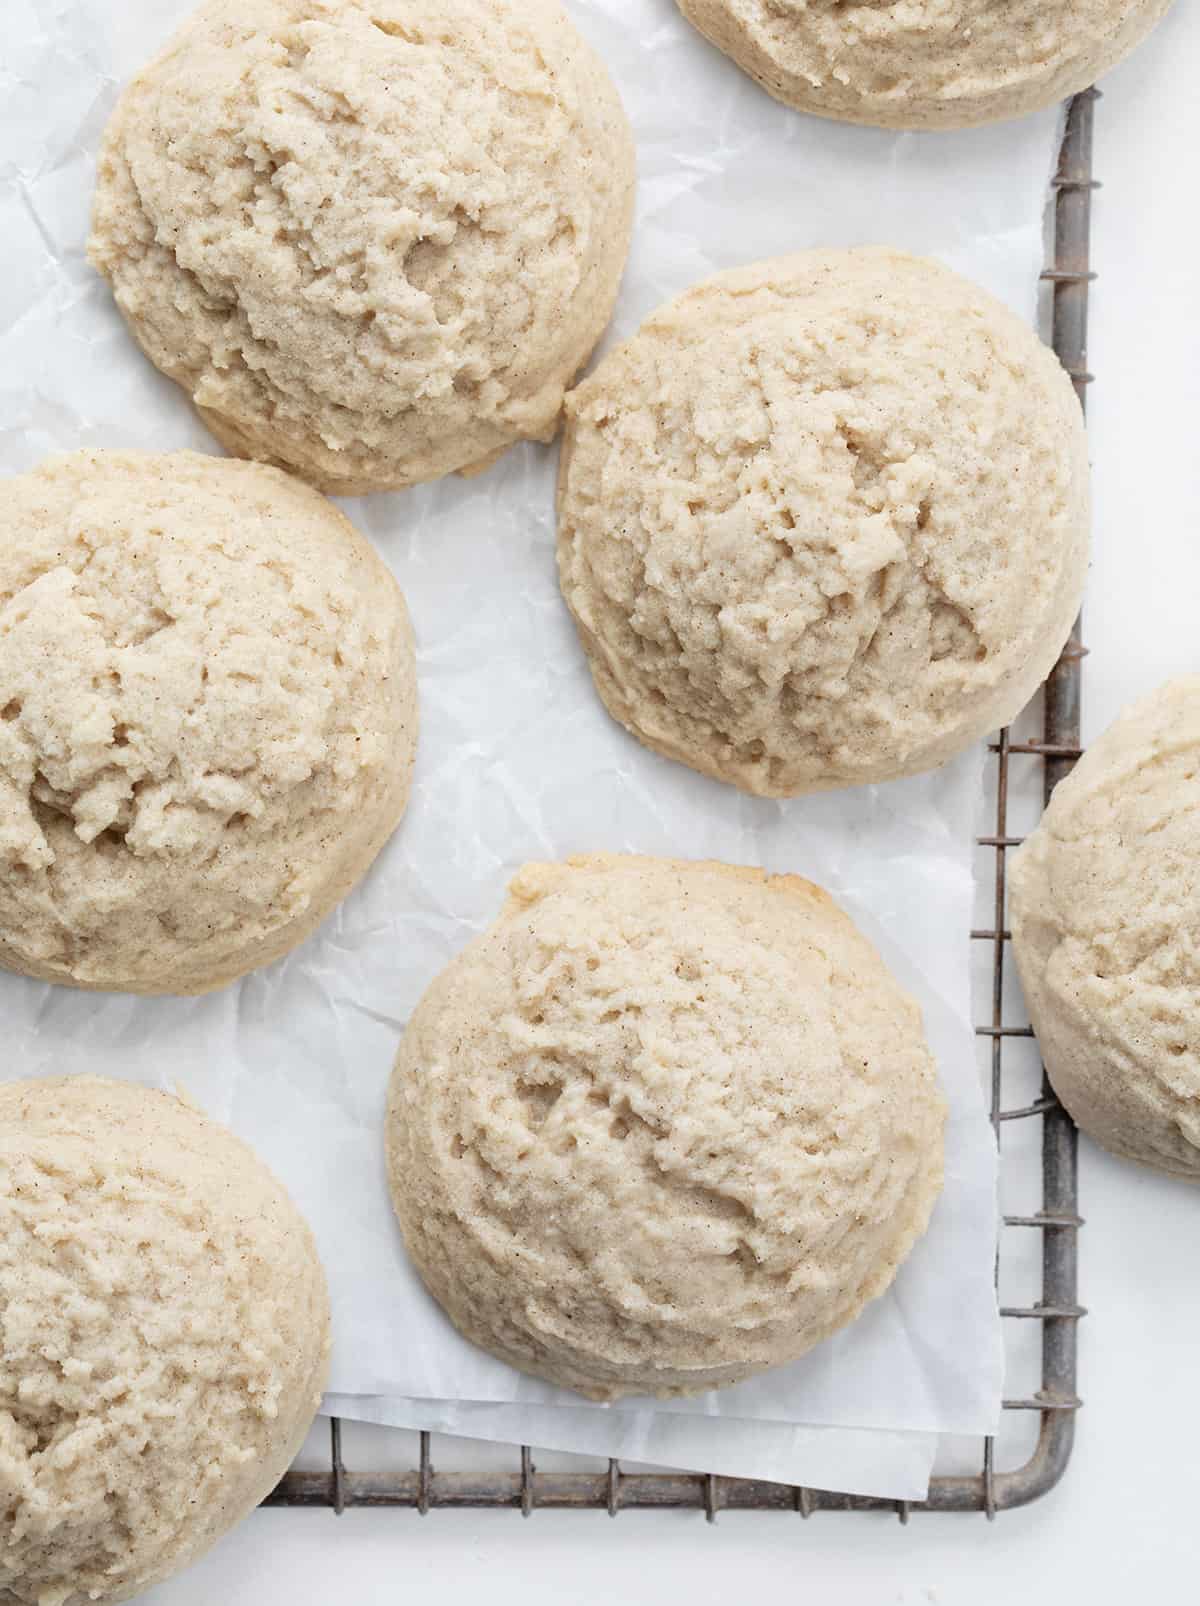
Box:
87;0;635;495
675;0;1174;130
0;449;416;994
1011;678;1200;1181
386;854;945;1399
556;248;1090;797
0;1076;329;1606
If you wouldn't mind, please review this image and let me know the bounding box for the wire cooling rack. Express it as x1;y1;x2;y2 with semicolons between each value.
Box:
266;90;1096;1523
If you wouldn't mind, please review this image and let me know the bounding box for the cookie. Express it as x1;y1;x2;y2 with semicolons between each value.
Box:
677;0;1174;130
386;854;945;1399
0;450;416;993
1011;678;1200;1181
0;1076;330;1605
557;248;1089;796
88;0;636;494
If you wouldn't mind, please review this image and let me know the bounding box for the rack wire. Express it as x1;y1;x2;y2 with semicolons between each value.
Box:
266;89;1096;1523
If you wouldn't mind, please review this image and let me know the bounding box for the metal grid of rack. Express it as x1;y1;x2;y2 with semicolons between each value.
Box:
266;89;1096;1523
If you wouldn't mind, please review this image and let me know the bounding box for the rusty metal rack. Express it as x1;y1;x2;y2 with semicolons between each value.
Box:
266;90;1095;1523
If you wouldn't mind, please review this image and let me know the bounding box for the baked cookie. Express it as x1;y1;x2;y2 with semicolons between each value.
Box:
88;0;636;495
0;449;417;994
677;0;1174;130
386;854;945;1399
1011;679;1200;1181
557;248;1089;797
0;1076;330;1606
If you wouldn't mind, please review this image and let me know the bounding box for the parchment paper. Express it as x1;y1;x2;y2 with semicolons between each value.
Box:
324;1395;938;1500
0;0;1064;1495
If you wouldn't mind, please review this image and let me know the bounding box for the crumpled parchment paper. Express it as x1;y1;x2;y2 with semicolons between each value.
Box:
0;0;1065;1496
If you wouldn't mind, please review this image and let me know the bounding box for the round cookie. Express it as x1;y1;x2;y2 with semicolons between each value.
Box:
0;1076;330;1606
676;0;1174;130
88;0;636;496
386;854;945;1400
557;248;1089;797
0;449;417;994
1011;679;1200;1182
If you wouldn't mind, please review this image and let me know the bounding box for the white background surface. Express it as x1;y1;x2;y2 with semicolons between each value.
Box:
27;0;1200;1599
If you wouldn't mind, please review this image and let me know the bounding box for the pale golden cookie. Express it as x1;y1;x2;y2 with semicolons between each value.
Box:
557;248;1089;797
1012;678;1200;1182
386;854;945;1400
677;0;1174;130
0;1076;330;1606
0;449;417;994
89;0;636;494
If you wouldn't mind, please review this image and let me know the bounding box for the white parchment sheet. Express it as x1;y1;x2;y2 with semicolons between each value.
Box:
324;1395;938;1501
0;0;1064;1495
